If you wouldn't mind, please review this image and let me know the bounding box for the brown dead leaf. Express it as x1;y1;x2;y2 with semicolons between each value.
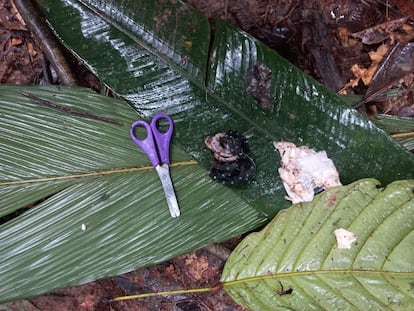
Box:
338;76;360;93
369;44;388;63
337;26;361;48
10;37;23;46
352;17;409;45
356;44;389;85
351;64;371;85
185;253;210;280
27;41;37;58
395;23;414;43
341;44;389;91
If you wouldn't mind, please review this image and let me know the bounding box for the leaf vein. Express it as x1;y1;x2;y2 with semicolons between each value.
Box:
0;160;197;186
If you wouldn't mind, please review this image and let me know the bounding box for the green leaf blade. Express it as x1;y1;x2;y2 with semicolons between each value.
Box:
0;85;266;303
0;86;141;179
0;165;266;302
2;0;414;304
0;181;75;218
39;0;414;217
222;179;414;310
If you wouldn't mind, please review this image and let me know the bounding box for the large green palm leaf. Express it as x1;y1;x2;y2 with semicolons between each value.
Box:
38;0;414;217
1;0;413;304
0;86;266;302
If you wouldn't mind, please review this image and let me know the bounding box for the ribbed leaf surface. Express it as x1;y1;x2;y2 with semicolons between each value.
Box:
3;0;414;304
373;115;414;151
38;0;414;217
0;85;266;303
222;179;414;310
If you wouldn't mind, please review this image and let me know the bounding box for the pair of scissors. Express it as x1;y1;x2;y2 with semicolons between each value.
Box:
130;113;180;218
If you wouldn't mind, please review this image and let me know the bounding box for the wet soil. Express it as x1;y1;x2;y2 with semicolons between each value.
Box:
0;0;42;84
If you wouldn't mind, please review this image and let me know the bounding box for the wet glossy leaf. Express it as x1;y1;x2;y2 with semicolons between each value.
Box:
0;85;266;303
3;0;414;304
38;0;414;217
373;114;414;151
222;179;414;310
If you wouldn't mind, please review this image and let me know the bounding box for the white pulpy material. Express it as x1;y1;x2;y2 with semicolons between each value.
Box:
334;228;357;249
274;141;342;203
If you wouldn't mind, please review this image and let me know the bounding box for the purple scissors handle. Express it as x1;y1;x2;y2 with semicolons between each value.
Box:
130;113;180;218
129;113;174;167
150;113;173;164
129;113;180;218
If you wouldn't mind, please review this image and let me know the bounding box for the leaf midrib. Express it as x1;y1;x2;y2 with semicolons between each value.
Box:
0;160;197;186
72;1;281;141
226;269;414;286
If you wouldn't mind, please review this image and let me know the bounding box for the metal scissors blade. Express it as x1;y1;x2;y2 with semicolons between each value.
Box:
130;113;180;218
155;164;180;218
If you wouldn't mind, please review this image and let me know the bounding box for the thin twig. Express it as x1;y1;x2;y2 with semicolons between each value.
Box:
20;91;122;125
13;0;77;85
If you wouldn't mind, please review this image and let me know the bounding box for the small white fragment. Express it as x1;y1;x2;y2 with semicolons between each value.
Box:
334;228;357;249
81;223;87;231
274;141;341;203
